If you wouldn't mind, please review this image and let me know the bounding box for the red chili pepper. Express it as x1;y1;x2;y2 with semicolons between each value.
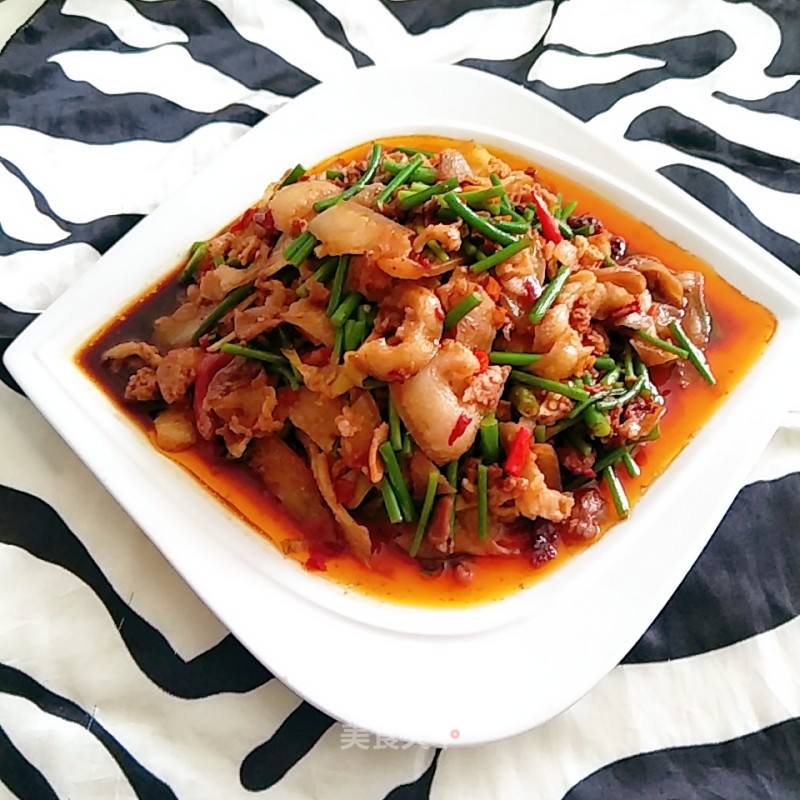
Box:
229;207;255;233
474;350;489;373
193;351;233;440
530;192;563;243
504;426;532;477
610;300;640;323
448;412;472;446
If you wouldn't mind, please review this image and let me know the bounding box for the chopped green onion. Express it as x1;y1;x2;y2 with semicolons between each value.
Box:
218;343;286;365
326;255;350;316
393;145;435;157
511;370;590;402
426;239;449;262
534;424;547;443
333;325;344;362
510;385;540;418
668;321;716;385
594;355;616;371
283;231;318;266
382;159;437;184
566;427;592;457
560;199;578;219
489;351;542;367
398;177;458;211
388;396;403;451
557;219;574;239
480;413;500;463
192;283;255;343
634;357;662;401
596;374;646;411
568;388;612;419
583;405;611;438
544;418;578;439
634;329;689;359
528;265;572;324
600;366;621;386
603;255;618;268
180;243;206;284
326;169;344;180
442;192;518;247
213;255;225;266
623;345;635;381
280;163;305;187
343;318;367;352
297;256;338;297
572;224;595;236
445;458;459;537
470;238;532;274
314;143;383;212
603;466;630;519
493;219;530;235
409;470;440;557
375;154;423;205
593;446;630;474
621;451;640;477
330;291;362;328
401;431;413;458
444;292;482;330
456;185;505;206
379;442;417;523
477;463;489;540
380;478;403;524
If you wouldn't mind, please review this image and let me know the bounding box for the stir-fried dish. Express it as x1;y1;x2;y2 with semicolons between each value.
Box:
80;136;775;602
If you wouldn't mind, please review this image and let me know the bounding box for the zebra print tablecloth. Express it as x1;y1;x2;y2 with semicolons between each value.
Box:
1;1;799;797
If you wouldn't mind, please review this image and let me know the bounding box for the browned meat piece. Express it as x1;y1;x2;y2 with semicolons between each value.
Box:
124;367;160;402
156;347;202;404
249;436;338;544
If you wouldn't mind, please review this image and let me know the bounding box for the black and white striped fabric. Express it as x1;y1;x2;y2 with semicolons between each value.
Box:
1;1;799;797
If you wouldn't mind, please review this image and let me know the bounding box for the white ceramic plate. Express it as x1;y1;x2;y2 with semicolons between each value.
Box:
6;65;800;747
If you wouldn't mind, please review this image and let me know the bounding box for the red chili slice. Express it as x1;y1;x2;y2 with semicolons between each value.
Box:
504;425;532;477
474;350;489;373
448;412;471;446
530;192;563;243
229;207;255;233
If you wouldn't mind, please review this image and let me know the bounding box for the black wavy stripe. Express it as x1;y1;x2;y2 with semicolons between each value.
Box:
625;474;800;664
715;82;800;123
0;336;28;395
129;0;316;96
0;2;269;146
0;725;58;800
383;750;441;800
0;155;143;261
0;662;177;799
656;162;800;273
0;304;35;340
290;0;372;67
564;717;800;800
529;32;735;122
626;106;800;193
458;0;565;85
378;0;535;35
0;2;265;143
0;485;272;697
240;702;334;790
726;0;800;77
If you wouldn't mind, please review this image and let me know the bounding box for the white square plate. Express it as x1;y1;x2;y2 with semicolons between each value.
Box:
6;65;800;746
